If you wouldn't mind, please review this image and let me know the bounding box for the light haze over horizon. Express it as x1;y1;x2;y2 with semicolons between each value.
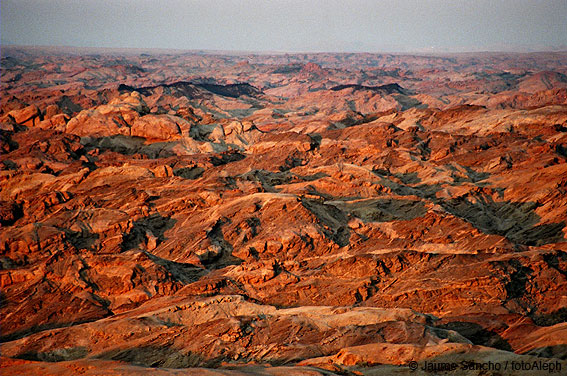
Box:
2;0;567;53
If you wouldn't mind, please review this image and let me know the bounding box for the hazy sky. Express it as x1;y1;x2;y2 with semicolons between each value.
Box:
2;0;566;52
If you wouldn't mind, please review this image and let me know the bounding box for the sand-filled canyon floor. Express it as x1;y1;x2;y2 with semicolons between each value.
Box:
1;46;567;375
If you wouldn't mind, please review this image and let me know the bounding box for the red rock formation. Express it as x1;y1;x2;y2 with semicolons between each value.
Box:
1;46;567;375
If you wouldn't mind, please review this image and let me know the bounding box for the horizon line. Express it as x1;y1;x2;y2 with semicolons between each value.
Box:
2;42;567;57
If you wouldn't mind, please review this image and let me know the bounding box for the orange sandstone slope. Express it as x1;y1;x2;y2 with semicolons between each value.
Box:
1;47;567;375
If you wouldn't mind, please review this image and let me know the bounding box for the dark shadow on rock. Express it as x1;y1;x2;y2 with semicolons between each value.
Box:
330;83;409;95
209;151;245;166
409;183;443;198
272;64;303;74
220;176;238;189
304;185;335;200
96;346;206;368
393;171;421;185
307;133;322;150
516;223;566;246
16;347;88;362
81;135;176;159
0;130;19;152
543;252;567;279
81;135;145;154
0;200;23;226
189;123;218;142
532;307;567;327
436;321;513;351
300;197;350;247
523;345;567;360
372;169;563;246
394;94;426;111
56;96;82;114
504;259;534;303
335;198;427;223
279;151;306;172
121;213;176;252
372;169;442;198
439;193;565;246
119;82;202;99
464;166;490;183
0;315;110;343
64;229;99;250
245;217;261;238
173;166;205;180
556;143;567;159
144;251;206;284
121;80;263;99
197;82;263;98
445;165;491;185
239;170;330;194
2;160;19;170
241;169;292;192
201;218;242;269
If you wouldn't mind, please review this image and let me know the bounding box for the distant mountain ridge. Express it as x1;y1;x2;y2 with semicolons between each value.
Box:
330;82;409;95
118;81;263;98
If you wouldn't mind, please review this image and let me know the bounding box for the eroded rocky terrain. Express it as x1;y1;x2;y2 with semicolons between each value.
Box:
1;46;567;375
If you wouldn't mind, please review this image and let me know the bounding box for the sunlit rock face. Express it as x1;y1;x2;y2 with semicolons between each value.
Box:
1;46;567;375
